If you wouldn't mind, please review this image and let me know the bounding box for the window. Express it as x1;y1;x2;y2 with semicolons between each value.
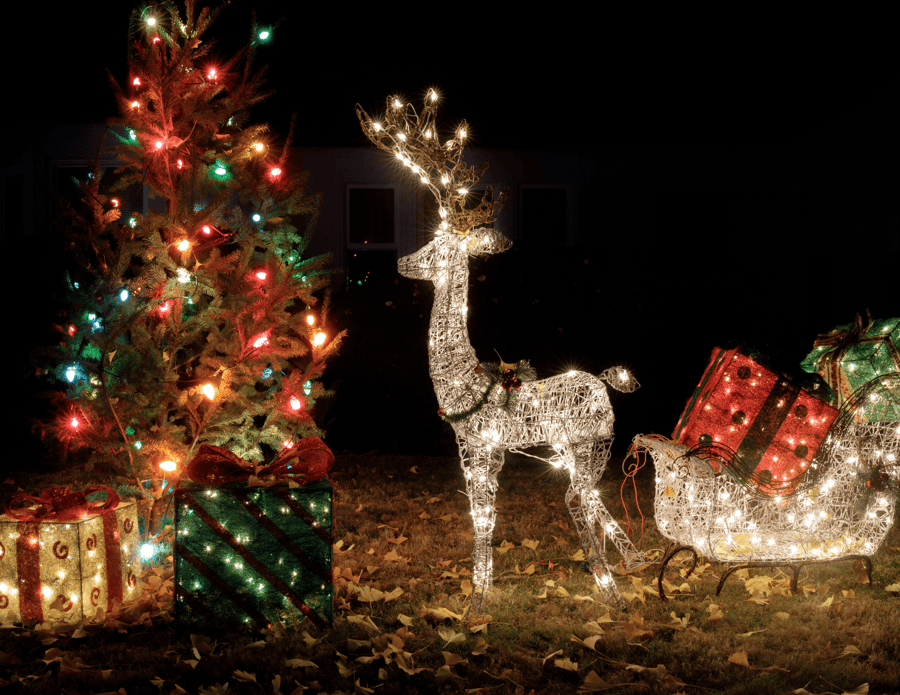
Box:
346;186;396;288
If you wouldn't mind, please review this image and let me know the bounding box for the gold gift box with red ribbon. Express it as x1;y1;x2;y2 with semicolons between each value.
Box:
0;486;141;624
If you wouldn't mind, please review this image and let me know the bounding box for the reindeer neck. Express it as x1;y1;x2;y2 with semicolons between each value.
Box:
427;262;489;415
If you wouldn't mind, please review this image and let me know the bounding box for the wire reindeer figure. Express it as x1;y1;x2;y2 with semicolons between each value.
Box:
357;93;643;613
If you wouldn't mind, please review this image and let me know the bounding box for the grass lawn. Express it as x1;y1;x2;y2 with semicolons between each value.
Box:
1;451;899;694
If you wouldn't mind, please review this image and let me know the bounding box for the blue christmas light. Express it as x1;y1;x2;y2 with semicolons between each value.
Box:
304;380;312;396
263;367;274;378
252;213;262;223
120;289;130;302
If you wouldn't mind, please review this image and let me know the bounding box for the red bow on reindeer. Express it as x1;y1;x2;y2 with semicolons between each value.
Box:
4;485;120;522
185;436;334;487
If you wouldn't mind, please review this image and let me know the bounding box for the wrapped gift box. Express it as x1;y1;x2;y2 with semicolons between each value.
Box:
673;346;839;492
801;315;900;415
174;479;333;628
0;498;140;624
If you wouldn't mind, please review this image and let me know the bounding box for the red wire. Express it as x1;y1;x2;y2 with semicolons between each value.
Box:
620;447;648;543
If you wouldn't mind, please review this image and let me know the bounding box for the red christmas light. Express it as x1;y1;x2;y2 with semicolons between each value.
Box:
255;271;267;281
289;396;302;411
269;167;282;179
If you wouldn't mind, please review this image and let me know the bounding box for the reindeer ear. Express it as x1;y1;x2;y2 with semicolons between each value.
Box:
464;227;512;256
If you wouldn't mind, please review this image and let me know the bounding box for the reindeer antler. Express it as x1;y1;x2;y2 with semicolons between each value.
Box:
355;91;507;236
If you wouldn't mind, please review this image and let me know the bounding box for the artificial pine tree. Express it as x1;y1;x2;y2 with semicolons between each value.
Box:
34;1;342;536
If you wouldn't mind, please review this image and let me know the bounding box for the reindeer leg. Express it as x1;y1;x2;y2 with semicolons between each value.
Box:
564;439;651;606
457;436;504;617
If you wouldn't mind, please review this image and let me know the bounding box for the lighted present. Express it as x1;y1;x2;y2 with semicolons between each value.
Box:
672;346;839;494
174;439;334;628
801;315;900;416
0;487;140;624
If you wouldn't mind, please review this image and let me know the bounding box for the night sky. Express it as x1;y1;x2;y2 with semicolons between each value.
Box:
7;3;893;151
6;4;897;460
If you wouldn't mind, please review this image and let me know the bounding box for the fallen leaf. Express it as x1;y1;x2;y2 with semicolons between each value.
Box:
571;634;603;651
383;550;408;563
346;614;379;631
471;638;488;656
397;614;414;627
442;651;468;667
774;612;791;621
232;670;257;682
842;589;856;599
388;535;408;545
738;629;767;637
728;651;750;667
285;658;318;668
706;604;724;621
497;540;516;555
383;586;404;602
841;684;870;694
852;560;870;584
357;586;385;603
420;606;464;623
438;628;466;645
569;549;586;562
410;466;418;474
555;658;579;671
521;539;540;551
419;511;431;520
580;670;619;691
886;583;900;594
837;645;868;659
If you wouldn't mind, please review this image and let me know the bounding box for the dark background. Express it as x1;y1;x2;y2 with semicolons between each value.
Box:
4;3;897;465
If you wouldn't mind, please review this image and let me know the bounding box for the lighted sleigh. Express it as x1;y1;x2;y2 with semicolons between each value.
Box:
633;370;899;600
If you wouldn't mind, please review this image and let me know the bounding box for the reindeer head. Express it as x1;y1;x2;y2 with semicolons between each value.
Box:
398;228;512;282
356;92;508;241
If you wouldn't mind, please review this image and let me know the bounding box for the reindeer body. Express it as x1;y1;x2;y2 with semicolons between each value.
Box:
358;94;641;611
400;228;642;610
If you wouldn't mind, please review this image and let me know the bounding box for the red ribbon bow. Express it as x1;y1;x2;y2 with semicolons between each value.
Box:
185;436;334;486
4;485;120;522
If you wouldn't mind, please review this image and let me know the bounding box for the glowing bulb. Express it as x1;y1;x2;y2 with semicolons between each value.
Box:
70;418;79;428
253;142;265;153
120;289;129;302
202;225;211;234
258;29;270;40
207;68;217;80
289;396;302;411
177;239;190;251
253;334;268;348
146;16;156;26
140;543;154;560
215;165;226;175
313;331;326;347
66;366;77;382
202;384;216;400
252;213;261;223
160;460;177;472
256;271;267;280
306;314;315;326
132;77;141;87
159;300;171;315
155;141;164;150
176;268;191;283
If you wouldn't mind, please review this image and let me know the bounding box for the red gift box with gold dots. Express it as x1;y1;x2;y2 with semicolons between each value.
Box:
0;492;141;625
672;346;839;489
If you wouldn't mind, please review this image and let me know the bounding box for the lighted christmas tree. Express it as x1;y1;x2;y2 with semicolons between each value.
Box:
34;1;342;535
